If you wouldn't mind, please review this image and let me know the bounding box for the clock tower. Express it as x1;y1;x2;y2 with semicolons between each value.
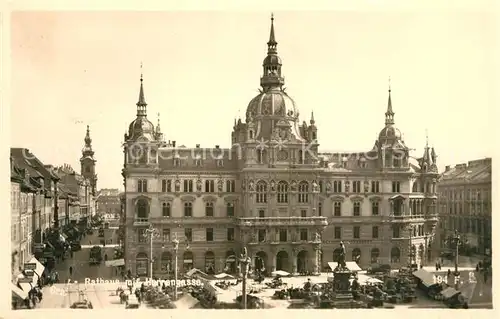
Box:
80;125;97;195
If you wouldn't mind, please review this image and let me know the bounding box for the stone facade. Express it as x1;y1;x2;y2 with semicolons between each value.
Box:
122;17;439;277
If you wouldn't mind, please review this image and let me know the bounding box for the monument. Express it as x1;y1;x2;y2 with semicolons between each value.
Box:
331;242;356;308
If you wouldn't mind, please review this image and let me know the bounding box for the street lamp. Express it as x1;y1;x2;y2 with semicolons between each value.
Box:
239;247;251;309
407;224;415;271
172;236;179;301
144;224;160;281
451;230;462;277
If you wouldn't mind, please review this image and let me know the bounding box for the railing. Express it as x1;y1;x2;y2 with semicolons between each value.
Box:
248;238;322;245
133;218;149;226
237;216;328;227
389;214;425;221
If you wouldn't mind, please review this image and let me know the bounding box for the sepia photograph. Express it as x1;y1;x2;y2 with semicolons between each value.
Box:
7;5;493;312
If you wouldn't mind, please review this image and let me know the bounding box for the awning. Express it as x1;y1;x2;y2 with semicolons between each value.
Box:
17;275;34;292
271;270;290;277
27;257;45;278
185;268;209;278
328;261;362;272
105;259;125;267
440;287;460;299
12;283;28;299
354;274;383;285
214;273;235;279
413;268;436;287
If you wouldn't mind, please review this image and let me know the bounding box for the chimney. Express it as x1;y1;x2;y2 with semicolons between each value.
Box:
196;144;200;148
445;165;451;172
172;141;176;147
215;145;219;149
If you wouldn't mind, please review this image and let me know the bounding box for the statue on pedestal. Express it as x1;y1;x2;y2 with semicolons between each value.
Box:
335;241;347;271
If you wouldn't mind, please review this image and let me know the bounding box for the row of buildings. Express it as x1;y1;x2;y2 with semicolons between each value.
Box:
121;16;445;277
10;126;98;282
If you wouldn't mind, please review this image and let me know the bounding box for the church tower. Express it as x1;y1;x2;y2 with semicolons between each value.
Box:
80;125;97;195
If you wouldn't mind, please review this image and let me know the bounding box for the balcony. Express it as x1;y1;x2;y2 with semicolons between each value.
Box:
150;217;234;225
133;218;149;226
389;214;425;222
237;217;328;227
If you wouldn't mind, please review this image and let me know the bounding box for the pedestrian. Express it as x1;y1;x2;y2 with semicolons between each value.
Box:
447;269;451;278
435;263;439;271
69;266;73;276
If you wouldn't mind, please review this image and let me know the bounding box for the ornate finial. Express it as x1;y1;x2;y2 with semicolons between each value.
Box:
140;62;143;81
388;76;391;92
425;128;429;147
310;111;315;125
271;13;274;22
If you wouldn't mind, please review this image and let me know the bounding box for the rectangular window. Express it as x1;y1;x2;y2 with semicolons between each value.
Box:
205;202;214;217
334;202;341;216
185;228;192;242
226;203;234;217
162;203;171;217
371;202;379;215
205;180;215;193
300;229;308;241
334;227;342;239
333;181;342;193
226;180;236;192
258;209;265;218
372;226;379;238
301;209;307;217
227;228;234;241
392;181;401;193
279;229;287;242
392;226;400;238
162;180;167;192
163;229;171;242
166;180;171;192
258;229;266;242
138;228;146;243
206;228;214;241
353;202;361;216
353;226;360;239
352;181;361;193
318;203;322;216
371;181;380;193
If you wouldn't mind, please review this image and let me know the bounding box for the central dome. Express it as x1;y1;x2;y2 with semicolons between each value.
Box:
246;89;299;120
128;117;155;141
379;125;402;141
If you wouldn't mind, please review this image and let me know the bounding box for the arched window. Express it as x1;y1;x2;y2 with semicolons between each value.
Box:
183;251;194;272
184;202;193;217
391;247;400;263
257;149;266;164
136;252;148;276
298;150;304;164
318;202;322;216
352;248;361;263
319;181;323;193
136;199;149;218
161;252;172;273
298;181;309;203
226;202;234;217
162;202;170;217
256;181;267;203
412;182;418;193
370;248;380;263
277;181;288;203
205;202;214;217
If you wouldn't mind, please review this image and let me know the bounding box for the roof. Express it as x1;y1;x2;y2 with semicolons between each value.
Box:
440;158;491;185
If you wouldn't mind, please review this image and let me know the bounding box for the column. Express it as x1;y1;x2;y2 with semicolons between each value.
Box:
270;249;277;272
291;249;298;275
312;247;320;275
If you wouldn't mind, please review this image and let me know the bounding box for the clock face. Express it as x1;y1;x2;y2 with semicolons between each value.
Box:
277;150;288;161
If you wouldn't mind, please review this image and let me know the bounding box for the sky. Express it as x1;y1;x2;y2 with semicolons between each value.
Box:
10;9;495;189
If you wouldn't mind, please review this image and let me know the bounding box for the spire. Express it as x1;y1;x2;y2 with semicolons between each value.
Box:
267;13;277;54
84;125;91;146
310;111;315;125
136;63;147;117
81;124;94;157
260;14;284;90
156;112;161;133
385;77;395;125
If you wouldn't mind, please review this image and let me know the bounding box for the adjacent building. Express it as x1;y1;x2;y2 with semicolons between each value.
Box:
122;17;439;277
96;188;122;217
437;158;492;256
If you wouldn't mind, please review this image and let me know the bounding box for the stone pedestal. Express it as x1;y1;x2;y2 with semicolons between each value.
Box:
332;270;353;308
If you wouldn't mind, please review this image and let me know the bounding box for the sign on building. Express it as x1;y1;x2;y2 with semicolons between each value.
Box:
24;263;37;270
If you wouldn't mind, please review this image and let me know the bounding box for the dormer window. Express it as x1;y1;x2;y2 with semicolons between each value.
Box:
217;159;224;167
359;157;366;168
195;159;202;167
249;131;254;139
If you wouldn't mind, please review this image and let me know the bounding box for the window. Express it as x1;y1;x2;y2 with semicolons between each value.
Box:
226;203;234;217
163;229;171;242
138;228;146;243
352;181;361;193
333;202;342;216
166;180;172;192
258;229;266;242
137;179;148;192
226;180;236;192
205;180;215;193
319;181;324;193
279;229;287;242
392;181;401;193
162;180;167;192
162;202;171;217
173;158;181;167
184;202;193;217
227;228;235;241
194;158;202;166
205;202;214;217
353;226;360;239
206;228;214;241
353;202;361;216
333;181;342;193
300;229;308;241
392;226;400;238
318;202;322;216
217;159;223;167
185;228;192;242
257;149;265;163
371;202;379;215
256;181;267;203
298;150;304;164
371;181;380;193
298;181;309;203
184;180;193;192
334;227;342;239
258;209;265;218
301;210;307;217
277;181;288;203
372;226;379;238
136;199;149;218
393;157;401;167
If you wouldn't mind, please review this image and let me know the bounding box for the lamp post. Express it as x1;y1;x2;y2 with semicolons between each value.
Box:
239;247;251;309
451;230;462;289
408;224;415;271
172;236;179;301
144;224;159;281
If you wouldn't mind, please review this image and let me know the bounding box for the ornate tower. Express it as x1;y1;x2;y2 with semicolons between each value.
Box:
80;125;97;195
